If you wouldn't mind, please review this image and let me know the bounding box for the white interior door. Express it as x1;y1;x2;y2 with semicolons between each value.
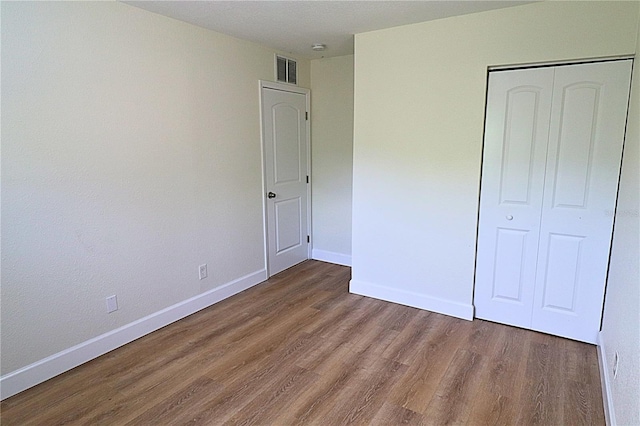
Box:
474;67;554;329
261;85;309;276
531;61;632;342
475;60;632;344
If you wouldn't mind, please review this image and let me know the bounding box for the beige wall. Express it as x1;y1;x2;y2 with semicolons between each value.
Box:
0;1;309;375
601;6;640;425
352;2;637;313
310;55;354;264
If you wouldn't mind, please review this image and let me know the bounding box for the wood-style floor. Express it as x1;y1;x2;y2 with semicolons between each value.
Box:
1;260;604;425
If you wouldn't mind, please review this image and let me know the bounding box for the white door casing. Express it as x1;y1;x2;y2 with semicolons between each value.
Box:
260;82;310;276
475;60;632;344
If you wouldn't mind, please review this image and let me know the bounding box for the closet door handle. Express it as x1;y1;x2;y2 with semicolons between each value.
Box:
506;215;513;220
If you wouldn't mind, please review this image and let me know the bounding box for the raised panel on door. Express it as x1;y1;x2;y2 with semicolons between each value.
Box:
273;105;301;184
274;197;302;253
531;60;632;343
262;87;309;276
474;67;554;328
491;228;530;301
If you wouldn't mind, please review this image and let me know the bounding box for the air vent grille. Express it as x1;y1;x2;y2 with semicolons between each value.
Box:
276;55;297;85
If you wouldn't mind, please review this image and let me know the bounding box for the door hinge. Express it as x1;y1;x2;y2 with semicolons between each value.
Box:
307;235;310;243
305;111;309;121
306;175;309;184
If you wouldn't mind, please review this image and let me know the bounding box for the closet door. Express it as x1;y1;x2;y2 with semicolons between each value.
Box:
476;60;632;344
474;68;554;329
531;60;632;343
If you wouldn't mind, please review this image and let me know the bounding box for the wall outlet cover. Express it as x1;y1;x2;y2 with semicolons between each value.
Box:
199;264;208;280
106;295;118;313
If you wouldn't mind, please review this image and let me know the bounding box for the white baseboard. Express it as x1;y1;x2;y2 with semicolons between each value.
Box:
0;269;267;400
597;332;616;426
312;249;351;267
349;279;474;321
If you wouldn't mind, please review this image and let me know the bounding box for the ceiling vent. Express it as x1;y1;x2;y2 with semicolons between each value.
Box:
276;55;297;85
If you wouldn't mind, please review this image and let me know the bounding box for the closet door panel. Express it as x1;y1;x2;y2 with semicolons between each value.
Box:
532;60;632;343
474;68;554;328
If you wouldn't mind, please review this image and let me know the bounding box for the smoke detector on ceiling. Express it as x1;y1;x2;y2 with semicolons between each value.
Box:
311;43;326;51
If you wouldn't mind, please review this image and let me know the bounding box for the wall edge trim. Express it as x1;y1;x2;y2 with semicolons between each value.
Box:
0;269;268;400
597;332;616;426
349;279;474;320
311;249;352;266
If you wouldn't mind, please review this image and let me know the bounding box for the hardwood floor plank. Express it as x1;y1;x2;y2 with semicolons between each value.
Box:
203;306;320;383
463;318;503;357
374;303;419;332
2;383;121;426
189;334;319;424
286;360;361;424
223;366;318;426
466;326;529;425
299;293;367;340
0;261;605;426
296;297;390;372
369;402;424;425
423;349;486;424
386;314;464;413
381;309;434;366
564;338;600;385
323;357;408;425
123;377;223;426
466;393;514;426
484;325;529;397
516;341;564;425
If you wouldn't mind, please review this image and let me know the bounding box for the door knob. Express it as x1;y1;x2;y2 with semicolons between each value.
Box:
506;215;513;220
268;192;276;199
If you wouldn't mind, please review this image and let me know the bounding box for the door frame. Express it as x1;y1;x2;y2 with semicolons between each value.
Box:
259;80;312;276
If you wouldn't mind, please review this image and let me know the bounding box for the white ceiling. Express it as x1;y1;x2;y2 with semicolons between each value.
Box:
123;1;534;59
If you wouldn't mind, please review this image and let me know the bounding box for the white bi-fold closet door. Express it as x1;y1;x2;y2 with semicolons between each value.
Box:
474;60;632;344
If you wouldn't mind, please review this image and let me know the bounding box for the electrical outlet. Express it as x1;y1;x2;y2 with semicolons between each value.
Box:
613;351;619;379
199;264;208;280
106;295;118;313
